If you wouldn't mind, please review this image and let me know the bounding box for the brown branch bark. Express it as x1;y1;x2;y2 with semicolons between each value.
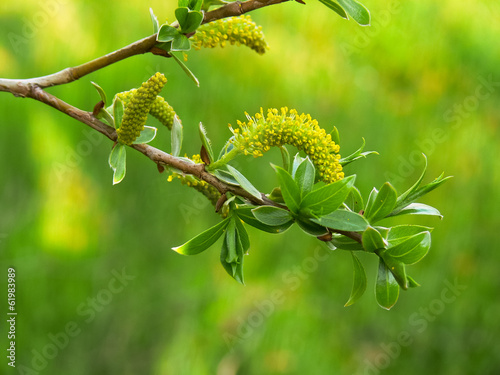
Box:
0;0;363;245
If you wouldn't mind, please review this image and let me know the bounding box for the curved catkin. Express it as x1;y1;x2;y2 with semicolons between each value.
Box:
230;107;344;184
191;15;268;55
116;72;167;145
168;154;221;206
115;90;176;130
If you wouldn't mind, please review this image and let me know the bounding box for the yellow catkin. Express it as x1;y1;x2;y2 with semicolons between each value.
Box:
116;73;167;145
168;154;221;206
115;89;175;130
191;15;268;55
230;108;344;183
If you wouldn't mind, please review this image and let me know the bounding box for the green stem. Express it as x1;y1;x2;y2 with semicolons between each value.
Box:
207;147;240;171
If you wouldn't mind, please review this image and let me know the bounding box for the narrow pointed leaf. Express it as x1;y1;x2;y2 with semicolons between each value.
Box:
113;97;124;129
312;209;369;232
171;115;183;157
379;252;408;289
345;185;364;213
227;165;262;201
296;218;328;236
364;182;397;223
388;203;443;218
91;81;108;106
213;169;240;186
132;126;157;144
375;259;399;310
388;225;433;245
337;0;370;26
251;206;294;226
301;175;356;216
236;207;293;234
170;52;200;87
318;0;348;19
407;275;421;288
273;165;301;214
172;218;229;255
385;231;431;265
199;122;214;163
330;126;340;145
150;8;159;34
345;253;367;306
339;138;378;166
291;153;306;177
279;146;290;173
329;235;364;251
224;218;237;263
294;157;315;196
108;143;127;185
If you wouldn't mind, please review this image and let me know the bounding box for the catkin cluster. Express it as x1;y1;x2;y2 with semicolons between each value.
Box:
116;72;167;145
230;108;344;184
115;90;176;130
191;15;268;55
167;154;221;206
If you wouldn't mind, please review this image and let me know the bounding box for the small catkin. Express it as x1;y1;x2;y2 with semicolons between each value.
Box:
115;90;176;130
230;108;344;184
167;154;221;206
116;72;167;145
191;15;268;55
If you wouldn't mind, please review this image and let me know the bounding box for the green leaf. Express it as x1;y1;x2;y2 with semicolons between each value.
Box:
337;0;371;26
391;155;451;215
213;169;240;186
108;143;127;185
279;146;291;173
379;252;408;290
171;114;183;157
98;108;115;128
175;7;203;34
170;52;200;87
329;235;364;251
364;182;397;224
113;97;124;129
301;175;356;216
172;218;229;255
224;218;237;263
296;217;328;236
294;156;315;196
388;203;443;218
339;138;378;166
385;231;431;265
387;225;433;245
291;153;306;177
172;33;191;52
375;259;399;310
312;209;369;232
227;165;262;201
273;165;301;214
91;81;108;106
157;25;180;43
199;122;214;163
251;206;294;226
236;206;293;234
345;253;367;306
330;126;340;145
150;8;159;34
132;126;157;144
362;226;387;253
318;0;348;19
345;185;364;213
234;217;250;253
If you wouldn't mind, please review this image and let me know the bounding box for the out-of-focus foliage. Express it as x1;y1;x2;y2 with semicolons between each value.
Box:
0;0;499;374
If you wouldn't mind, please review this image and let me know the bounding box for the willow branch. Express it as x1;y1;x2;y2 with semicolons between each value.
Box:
0;0;291;94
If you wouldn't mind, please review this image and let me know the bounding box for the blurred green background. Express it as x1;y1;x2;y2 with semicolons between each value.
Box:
1;0;499;374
